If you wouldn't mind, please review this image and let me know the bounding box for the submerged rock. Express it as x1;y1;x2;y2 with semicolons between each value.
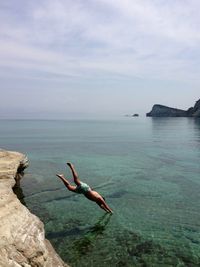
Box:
146;98;200;117
0;150;69;267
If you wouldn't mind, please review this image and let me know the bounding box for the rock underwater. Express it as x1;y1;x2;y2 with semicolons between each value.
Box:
146;98;200;117
0;149;69;267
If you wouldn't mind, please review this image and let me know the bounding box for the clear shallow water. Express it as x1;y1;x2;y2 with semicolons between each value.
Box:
1;118;200;266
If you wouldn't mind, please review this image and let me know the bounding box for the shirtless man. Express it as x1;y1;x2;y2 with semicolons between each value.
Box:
56;163;113;213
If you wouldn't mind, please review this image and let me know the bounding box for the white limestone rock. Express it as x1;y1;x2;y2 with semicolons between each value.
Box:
0;150;69;267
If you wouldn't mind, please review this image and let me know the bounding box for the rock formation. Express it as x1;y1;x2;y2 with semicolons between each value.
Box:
0;150;69;267
125;114;139;117
146;99;200;117
146;105;188;117
188;99;200;117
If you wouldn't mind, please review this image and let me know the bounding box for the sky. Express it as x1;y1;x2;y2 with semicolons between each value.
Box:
0;0;200;119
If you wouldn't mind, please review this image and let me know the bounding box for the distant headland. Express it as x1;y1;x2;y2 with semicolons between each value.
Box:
146;99;200;117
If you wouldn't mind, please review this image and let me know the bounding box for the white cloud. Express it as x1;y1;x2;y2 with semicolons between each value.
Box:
0;0;200;118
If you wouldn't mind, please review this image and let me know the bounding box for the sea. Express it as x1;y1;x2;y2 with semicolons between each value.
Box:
0;117;200;267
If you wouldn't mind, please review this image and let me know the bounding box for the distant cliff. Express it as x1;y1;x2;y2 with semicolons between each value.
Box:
0;150;69;267
146;99;200;117
191;99;200;117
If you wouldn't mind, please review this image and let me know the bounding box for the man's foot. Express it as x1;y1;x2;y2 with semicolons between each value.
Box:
66;162;73;168
56;174;65;179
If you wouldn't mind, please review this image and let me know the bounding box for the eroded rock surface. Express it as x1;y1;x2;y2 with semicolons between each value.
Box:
0;150;69;267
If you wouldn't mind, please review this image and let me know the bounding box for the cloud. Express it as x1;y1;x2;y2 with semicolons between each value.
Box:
0;0;200;118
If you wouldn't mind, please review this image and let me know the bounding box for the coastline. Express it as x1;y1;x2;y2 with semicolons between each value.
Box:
0;149;69;267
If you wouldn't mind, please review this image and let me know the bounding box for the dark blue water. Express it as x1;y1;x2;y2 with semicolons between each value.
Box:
1;118;200;266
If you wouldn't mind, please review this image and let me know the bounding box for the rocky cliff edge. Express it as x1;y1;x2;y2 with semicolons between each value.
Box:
0;149;69;267
146;98;200;117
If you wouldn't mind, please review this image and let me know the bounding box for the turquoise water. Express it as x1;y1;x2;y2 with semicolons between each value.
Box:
1;118;200;266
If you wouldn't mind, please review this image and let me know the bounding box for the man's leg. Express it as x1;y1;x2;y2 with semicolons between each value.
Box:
56;174;76;192
67;163;81;186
